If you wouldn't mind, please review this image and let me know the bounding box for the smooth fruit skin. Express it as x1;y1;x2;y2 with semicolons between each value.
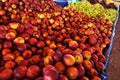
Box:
66;66;79;79
93;76;101;80
63;54;75;66
13;65;27;79
43;65;59;80
83;60;93;70
55;62;65;74
77;64;85;77
4;61;15;69
0;69;13;80
26;65;40;79
59;75;68;80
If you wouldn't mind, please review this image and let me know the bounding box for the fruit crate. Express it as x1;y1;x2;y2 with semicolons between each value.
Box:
54;0;120;80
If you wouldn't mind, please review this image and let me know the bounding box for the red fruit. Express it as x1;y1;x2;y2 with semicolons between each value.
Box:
0;10;6;15
49;42;57;49
35;77;43;80
83;60;93;70
79;43;86;50
22;50;32;59
17;44;27;52
27;65;40;79
18;60;30;67
88;36;97;45
93;76;101;80
66;66;78;79
89;68;98;77
13;65;27;79
3;41;12;48
43;56;53;65
91;54;98;62
81;76;89;80
36;41;45;48
74;53;83;64
60;75;68;80
98;55;106;63
5;61;15;69
2;53;15;61
43;65;59;80
53;49;63;62
10;23;19;29
77;64;85;77
55;62;65;74
63;54;75;66
5;32;16;41
28;38;38;45
69;40;78;49
29;55;40;64
96;62;104;71
2;48;11;56
14;37;25;45
0;69;13;80
82;50;91;60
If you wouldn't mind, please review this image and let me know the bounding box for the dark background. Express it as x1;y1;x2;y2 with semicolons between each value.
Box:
107;17;120;80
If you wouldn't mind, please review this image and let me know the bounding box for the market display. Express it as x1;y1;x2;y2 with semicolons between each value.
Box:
0;0;117;80
69;0;117;22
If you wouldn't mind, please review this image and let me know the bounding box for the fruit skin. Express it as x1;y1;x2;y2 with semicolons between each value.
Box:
14;37;25;45
22;50;32;59
2;53;15;61
0;69;13;80
81;76;89;80
83;60;93;70
29;55;40;64
43;56;53;65
5;61;15;69
28;38;38;45
53;49;63;62
66;66;78;79
74;53;83;64
93;76;101;80
59;75;68;80
13;65;27;79
96;62;105;71
55;62;65;74
43;65;59;80
69;40;78;49
82;50;91;60
18;60;30;67
63;54;75;66
89;68;98;77
27;65;40;79
77;64;85;77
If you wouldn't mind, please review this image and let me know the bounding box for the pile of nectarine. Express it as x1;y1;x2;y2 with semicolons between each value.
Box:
0;0;113;80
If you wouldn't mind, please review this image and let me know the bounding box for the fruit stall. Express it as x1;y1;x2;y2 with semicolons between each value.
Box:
0;0;120;80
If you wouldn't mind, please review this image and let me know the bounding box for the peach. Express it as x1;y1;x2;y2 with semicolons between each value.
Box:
9;22;19;29
2;48;11;56
53;49;63;62
0;10;6;15
3;53;15;61
27;65;40;79
63;54;75;66
81;76;89;80
15;56;24;63
5;31;16;41
28;38;38;45
98;54;106;63
69;40;78;49
14;65;27;79
83;60;93;70
82;50;91;60
88;35;97;45
90;68;98;77
49;42;57;49
77;64;85;77
93;76;101;80
43;65;59;80
18;60;30;67
96;62;105;71
0;69;13;80
17;44;27;52
3;41;12;48
55;62;65;74
22;50;32;59
74;53;83;64
36;41;45;49
43;56;53;65
29;55;40;64
5;61;15;69
14;37;25;45
60;75;68;80
92;54;98;62
66;66;78;79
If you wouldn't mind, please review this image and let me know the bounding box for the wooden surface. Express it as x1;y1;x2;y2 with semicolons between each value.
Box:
107;17;120;80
